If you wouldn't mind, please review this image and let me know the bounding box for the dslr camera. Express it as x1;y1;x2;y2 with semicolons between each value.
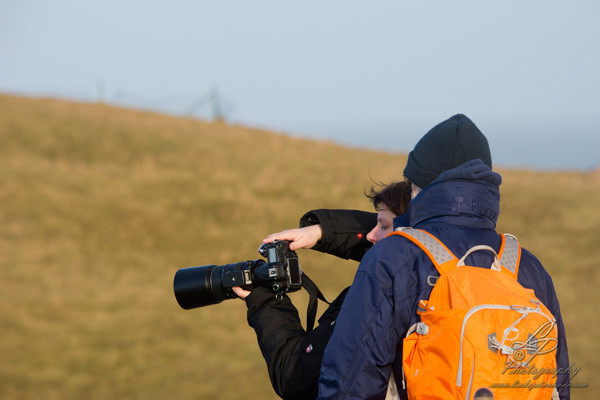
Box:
173;240;302;309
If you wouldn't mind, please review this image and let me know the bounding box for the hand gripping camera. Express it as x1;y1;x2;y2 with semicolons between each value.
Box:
173;240;302;310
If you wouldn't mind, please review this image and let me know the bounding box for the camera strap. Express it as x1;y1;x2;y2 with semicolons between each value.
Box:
301;272;329;332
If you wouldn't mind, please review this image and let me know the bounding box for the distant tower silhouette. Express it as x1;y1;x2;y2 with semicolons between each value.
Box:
184;84;225;122
96;80;106;104
209;85;224;123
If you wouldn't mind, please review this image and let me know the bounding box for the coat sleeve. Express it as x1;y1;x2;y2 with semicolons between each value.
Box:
245;286;348;400
546;279;570;400
318;246;399;400
299;209;376;262
517;250;570;400
537;271;570;400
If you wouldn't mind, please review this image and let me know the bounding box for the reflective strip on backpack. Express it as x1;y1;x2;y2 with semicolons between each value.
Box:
393;228;522;279
394;227;455;271
498;233;521;277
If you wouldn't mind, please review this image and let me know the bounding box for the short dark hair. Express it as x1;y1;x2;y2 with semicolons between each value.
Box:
365;181;411;216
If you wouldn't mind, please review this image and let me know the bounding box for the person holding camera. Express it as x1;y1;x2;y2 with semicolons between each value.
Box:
232;181;411;400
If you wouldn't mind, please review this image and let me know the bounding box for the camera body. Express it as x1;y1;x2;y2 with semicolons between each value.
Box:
173;240;302;310
258;240;302;293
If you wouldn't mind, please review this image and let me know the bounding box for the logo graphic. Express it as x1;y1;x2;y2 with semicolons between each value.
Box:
488;320;557;367
450;196;497;219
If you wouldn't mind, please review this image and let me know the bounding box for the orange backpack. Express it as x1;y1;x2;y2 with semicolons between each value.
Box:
389;228;558;400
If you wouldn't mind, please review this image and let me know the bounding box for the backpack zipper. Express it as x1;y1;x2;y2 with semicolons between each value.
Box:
465;357;476;399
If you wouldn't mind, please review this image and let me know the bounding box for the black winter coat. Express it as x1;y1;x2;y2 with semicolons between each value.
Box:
243;209;375;400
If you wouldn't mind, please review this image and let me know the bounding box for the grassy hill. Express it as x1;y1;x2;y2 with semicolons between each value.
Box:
1;94;597;399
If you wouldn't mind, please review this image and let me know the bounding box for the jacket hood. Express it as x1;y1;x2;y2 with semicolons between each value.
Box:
396;159;502;230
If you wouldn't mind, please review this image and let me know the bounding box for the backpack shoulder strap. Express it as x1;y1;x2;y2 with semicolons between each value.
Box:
389;227;458;275
497;233;521;279
390;229;522;279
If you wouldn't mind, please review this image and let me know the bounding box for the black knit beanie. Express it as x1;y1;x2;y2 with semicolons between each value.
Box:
403;114;492;188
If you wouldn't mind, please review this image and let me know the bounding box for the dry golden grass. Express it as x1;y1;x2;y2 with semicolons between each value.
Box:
0;93;597;399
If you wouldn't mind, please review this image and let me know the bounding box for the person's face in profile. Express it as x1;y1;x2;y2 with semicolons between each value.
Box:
366;204;396;244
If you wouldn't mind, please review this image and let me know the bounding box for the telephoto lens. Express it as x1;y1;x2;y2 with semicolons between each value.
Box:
173;260;263;309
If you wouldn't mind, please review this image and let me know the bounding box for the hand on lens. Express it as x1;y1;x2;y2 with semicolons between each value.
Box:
262;224;323;251
232;286;251;299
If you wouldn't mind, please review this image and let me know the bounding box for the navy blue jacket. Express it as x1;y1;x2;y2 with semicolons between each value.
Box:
317;160;570;399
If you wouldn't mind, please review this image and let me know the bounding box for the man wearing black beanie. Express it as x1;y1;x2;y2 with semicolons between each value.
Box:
318;114;570;400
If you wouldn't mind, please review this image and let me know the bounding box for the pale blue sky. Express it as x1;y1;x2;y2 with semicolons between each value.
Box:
1;1;598;169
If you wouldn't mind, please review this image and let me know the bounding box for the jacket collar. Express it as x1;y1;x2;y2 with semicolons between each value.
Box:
394;160;501;230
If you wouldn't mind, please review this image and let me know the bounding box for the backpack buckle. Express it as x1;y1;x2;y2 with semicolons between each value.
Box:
416;322;429;335
427;275;439;287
